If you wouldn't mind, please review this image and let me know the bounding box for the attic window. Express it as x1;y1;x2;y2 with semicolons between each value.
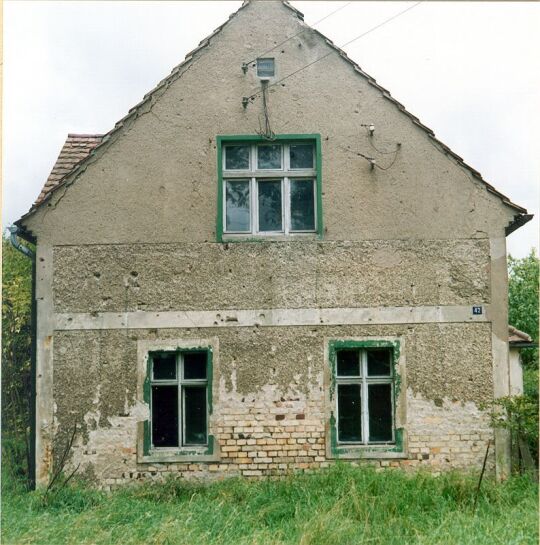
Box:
257;58;275;78
221;139;320;237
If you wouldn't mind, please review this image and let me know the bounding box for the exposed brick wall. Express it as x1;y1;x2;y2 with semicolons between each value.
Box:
57;324;495;489
71;383;493;490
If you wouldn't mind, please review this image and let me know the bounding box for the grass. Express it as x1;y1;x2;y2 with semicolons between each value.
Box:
1;453;538;545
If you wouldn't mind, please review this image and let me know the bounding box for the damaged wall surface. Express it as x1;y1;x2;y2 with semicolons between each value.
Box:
53;324;494;486
53;240;490;313
17;0;527;487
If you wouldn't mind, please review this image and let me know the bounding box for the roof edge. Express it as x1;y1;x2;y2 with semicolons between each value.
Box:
301;25;528;216
509;325;538;348
17;0;254;226
18;0;529;226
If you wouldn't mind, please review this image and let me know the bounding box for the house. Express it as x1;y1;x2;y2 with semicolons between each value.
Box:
13;0;532;489
508;326;536;396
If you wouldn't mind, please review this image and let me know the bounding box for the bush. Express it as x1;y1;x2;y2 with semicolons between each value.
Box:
487;394;539;467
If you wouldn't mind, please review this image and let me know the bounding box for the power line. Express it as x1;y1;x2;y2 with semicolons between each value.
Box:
245;1;422;102
244;2;352;67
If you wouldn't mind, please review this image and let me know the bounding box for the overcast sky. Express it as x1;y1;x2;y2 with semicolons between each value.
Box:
4;1;539;257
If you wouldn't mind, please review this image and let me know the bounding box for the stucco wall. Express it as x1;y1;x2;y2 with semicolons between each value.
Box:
509;347;524;395
53;239;490;313
22;1;516;244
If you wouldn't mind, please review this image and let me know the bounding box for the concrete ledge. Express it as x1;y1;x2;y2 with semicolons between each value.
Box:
55;304;490;331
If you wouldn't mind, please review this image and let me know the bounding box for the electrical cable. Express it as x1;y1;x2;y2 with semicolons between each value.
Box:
245;1;422;103
257;82;275;140
373;149;399;171
338;143;400;171
364;127;401;155
367;138;400;155
243;2;352;66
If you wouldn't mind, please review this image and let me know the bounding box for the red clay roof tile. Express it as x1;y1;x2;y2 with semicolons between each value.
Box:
34;134;103;206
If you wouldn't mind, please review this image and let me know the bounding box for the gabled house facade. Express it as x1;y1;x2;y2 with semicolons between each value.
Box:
14;0;532;488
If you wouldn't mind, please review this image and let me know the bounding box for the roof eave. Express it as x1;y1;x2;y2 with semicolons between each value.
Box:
505;213;534;236
509;341;538;349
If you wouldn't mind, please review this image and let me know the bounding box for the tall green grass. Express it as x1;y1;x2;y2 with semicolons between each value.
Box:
2;460;537;545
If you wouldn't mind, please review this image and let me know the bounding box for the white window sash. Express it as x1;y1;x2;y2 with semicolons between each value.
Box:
222;143;317;236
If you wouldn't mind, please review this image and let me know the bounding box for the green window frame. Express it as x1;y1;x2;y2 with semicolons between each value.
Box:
143;347;214;458
216;134;323;241
328;339;404;458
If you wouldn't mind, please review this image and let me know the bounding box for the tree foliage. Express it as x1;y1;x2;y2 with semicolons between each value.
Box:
508;249;539;369
504;249;539;466
488;395;539;464
2;235;33;476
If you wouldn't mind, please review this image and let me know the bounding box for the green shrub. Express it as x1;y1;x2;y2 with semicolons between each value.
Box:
487;394;539;466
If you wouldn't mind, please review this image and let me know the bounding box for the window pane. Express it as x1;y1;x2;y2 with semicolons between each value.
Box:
257;58;275;78
338;384;362;442
152;385;179;447
336;350;360;376
290;144;314;169
184;387;207;445
258;180;282;231
290;179;315;231
368;384;393;442
152;353;176;380
226;180;251;232
257;145;282;169
367;349;392;376
183;352;207;380
225;145;249;170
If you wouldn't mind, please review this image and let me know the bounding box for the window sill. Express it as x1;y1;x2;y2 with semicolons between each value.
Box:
328;436;407;460
330;447;407;460
138;449;220;464
137;427;220;463
221;233;321;243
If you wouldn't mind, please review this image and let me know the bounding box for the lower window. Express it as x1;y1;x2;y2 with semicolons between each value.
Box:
335;347;395;445
150;350;209;448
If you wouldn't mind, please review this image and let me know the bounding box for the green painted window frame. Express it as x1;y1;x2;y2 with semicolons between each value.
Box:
216;134;323;242
328;339;405;459
142;347;215;460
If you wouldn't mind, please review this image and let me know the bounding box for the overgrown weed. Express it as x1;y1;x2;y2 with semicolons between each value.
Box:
2;462;537;545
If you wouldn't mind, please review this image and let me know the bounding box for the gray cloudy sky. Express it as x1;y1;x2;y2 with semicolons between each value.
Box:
4;1;539;257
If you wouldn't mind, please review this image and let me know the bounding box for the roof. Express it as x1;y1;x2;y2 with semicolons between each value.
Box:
509;326;537;348
19;0;531;229
34;134;103;207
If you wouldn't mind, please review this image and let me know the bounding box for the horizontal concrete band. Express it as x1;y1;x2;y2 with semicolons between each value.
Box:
54;305;490;331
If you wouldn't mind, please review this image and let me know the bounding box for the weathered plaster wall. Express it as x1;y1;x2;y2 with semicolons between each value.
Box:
53;240;490;313
509;348;524;395
52;323;493;486
22;1;516;244
25;0;516;485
